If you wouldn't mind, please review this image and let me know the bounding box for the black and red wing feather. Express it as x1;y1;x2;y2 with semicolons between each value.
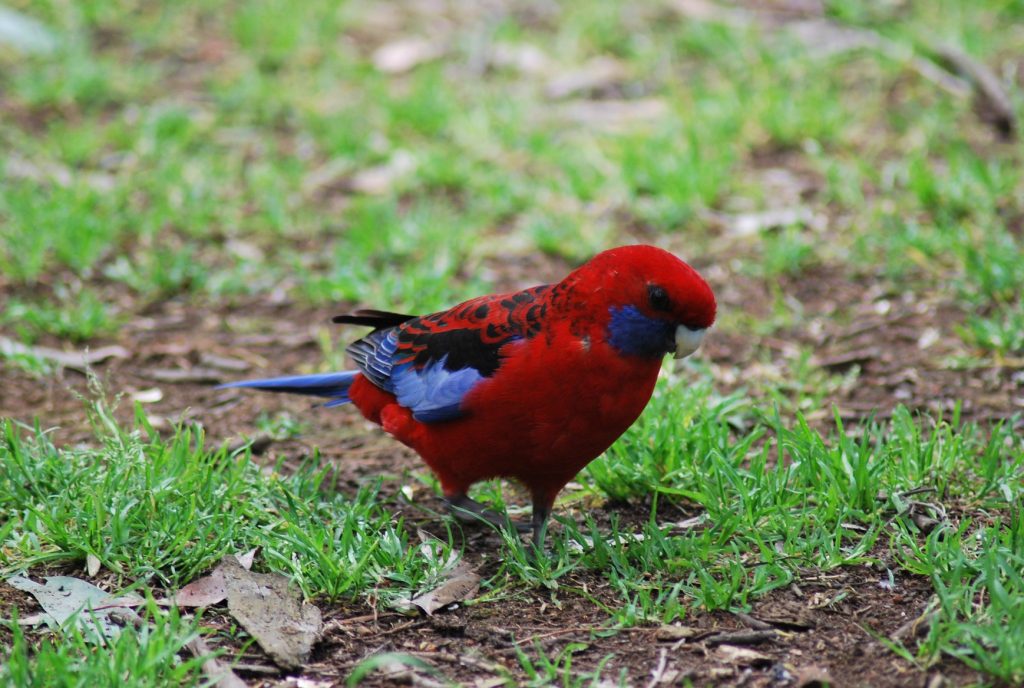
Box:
392;285;551;374
337;285;551;423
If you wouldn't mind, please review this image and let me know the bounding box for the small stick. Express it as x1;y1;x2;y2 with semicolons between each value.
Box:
702;629;778;646
645;648;669;688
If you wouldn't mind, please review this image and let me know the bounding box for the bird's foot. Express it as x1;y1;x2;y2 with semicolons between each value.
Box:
444;494;531;532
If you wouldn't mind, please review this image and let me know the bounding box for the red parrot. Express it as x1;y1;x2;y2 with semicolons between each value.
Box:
223;245;716;545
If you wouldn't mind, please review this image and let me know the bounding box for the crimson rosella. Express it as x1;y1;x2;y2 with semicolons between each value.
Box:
223;245;716;546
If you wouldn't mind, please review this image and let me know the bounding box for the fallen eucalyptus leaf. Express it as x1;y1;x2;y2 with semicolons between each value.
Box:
714;644;772;666
0;337;130;372
221;556;322;669
143;367;223;384
372;38;445;74
6;575;140;641
0;6;57;54
349;151;417;195
545;56;629;100
550;98;668;131
409;563;480;616
86;553;102;577
130;387;164;404
655;624;700;641
168;552;255;608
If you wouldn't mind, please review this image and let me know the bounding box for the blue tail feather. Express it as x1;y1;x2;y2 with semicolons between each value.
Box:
219;371;358;406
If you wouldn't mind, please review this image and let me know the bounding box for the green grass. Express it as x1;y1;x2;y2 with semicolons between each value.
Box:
0;396;451;603
3;0;1021;337
3;374;1022;682
1;604;207;688
2;288;120;344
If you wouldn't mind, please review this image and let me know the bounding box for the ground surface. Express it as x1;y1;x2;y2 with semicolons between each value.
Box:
2;1;1024;687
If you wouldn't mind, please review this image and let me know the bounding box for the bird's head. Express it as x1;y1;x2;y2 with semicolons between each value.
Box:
562;245;716;360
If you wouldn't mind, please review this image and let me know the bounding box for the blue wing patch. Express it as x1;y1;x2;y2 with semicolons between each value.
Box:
347;328;484;423
391;356;483;423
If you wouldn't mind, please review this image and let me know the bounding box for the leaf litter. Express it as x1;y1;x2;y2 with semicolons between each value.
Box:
168;551;323;669
167;549;256;608
408;562;481;616
219;555;323;670
6;575;142;641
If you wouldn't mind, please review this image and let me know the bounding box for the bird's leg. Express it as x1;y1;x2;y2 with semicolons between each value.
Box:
531;500;551;550
444;493;531;532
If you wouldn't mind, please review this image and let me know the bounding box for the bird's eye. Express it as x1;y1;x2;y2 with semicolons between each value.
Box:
647;284;672;312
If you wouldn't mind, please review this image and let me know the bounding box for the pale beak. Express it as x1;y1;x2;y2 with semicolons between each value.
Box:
674;325;706;359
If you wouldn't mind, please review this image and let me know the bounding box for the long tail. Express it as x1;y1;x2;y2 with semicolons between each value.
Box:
219;371;359;408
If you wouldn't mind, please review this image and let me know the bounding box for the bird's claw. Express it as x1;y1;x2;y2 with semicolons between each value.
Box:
444;494;515;529
444;494;537;534
444;494;551;551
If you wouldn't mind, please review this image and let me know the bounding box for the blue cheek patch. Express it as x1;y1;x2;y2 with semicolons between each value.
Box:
607;305;674;358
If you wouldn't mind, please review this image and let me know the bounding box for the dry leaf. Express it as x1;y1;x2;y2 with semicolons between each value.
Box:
221;557;323;669
199;352;252;372
349;151;417;195
131;388;164;404
918;327;940;350
302;158;355;197
488;42;549;75
0;6;58;54
410;564;480;616
545;56;629;100
283;678;334;688
795;665;833;688
668;514;707;532
236;548;258;570
718;206;817;238
172;568;228;608
224;238;264;262
86;553;101;577
714;644;772;666
5;154;116;190
550;99;668;131
13;612;50;626
6;576;141;641
168;552;255;607
751;613;815;630
472;679;507;688
0;337;130;372
655;624;700;641
143;367;224;384
372;38;445;74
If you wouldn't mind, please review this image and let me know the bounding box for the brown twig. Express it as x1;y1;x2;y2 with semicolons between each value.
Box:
734;612;774;631
184;636;248;688
932;43;1017;139
702;629;779;646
